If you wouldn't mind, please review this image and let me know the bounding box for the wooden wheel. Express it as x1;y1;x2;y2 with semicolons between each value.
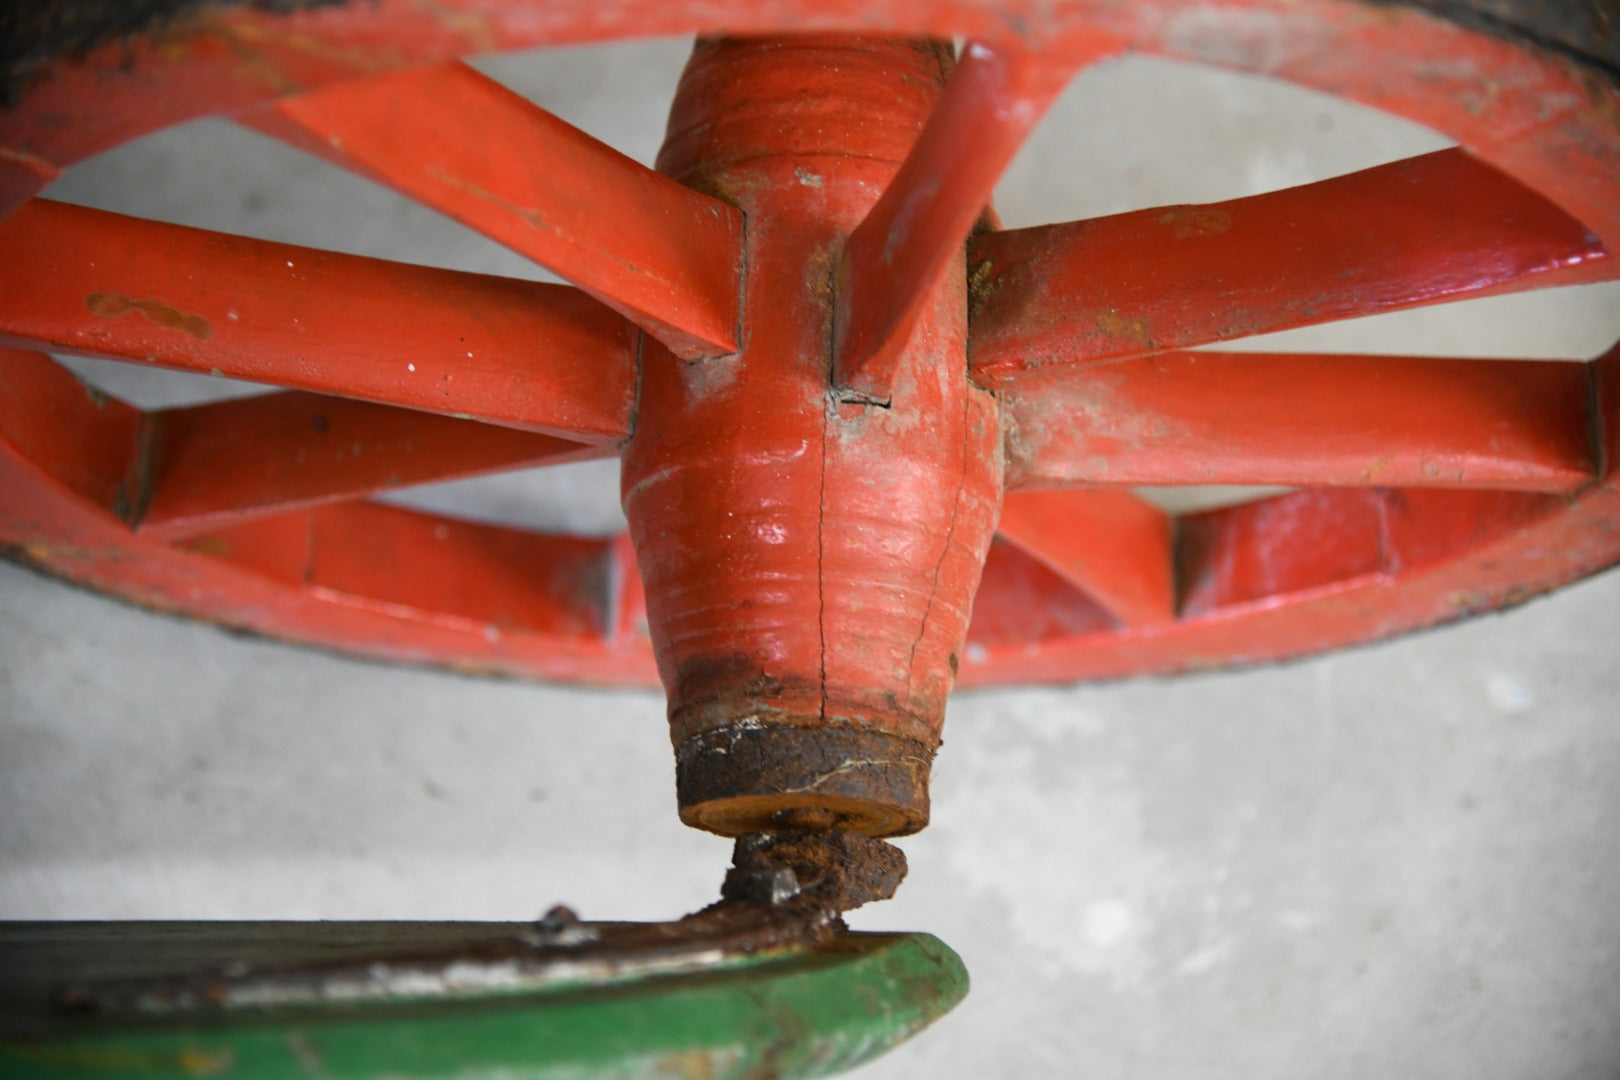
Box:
3;0;1617;834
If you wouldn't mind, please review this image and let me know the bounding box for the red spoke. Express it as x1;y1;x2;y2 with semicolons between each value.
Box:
964;539;1115;649
969;149;1610;383
1002;351;1596;493
137;392;606;541
306;503;611;641
996;489;1174;626
0;348;143;522
1175;485;1565;618
833;41;1102;400
178;502;613;643
1;148;57;218
0;199;636;441
607;531;649;647
1176;489;1387;616
258;62;743;358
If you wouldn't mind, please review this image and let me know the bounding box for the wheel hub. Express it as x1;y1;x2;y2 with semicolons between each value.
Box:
625;38;1002;836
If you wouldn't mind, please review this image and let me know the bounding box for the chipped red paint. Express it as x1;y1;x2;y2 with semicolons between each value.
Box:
0;0;1617;735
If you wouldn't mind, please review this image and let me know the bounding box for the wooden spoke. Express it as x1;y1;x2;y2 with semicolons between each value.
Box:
175;502;615;646
258;62;743;358
306;502;611;641
1174;485;1568;617
970;149;1611;384
0;348;144;521
963;538;1116;649
608;531;649;647
833;41;1099;400
1176;488;1387;616
1001;351;1597;493
0;199;637;441
137;392;607;541
996;489;1174;626
0;349;605;540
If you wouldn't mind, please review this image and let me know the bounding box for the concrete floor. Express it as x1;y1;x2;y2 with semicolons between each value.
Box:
4;35;1620;1080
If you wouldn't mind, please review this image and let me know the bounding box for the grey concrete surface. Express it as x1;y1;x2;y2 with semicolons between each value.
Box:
4;35;1620;1080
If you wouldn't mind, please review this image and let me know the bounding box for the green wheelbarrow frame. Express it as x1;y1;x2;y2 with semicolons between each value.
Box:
1;922;967;1080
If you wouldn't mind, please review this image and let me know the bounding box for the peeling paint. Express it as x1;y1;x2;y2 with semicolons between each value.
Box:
1155;206;1233;238
1093;309;1155;351
86;292;212;340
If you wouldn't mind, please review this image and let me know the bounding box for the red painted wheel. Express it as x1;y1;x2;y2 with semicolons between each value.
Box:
3;1;1617;830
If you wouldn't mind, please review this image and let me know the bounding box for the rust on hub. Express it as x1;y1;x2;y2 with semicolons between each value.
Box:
678;725;935;837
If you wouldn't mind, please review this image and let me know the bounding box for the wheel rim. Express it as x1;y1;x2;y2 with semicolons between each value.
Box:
1;0;1617;699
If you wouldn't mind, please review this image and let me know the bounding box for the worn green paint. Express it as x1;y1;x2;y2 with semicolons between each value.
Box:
0;931;967;1079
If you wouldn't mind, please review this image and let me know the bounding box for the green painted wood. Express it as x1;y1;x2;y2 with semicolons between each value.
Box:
0;923;967;1079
